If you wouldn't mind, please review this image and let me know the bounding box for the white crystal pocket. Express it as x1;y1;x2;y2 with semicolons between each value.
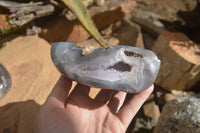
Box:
51;42;160;93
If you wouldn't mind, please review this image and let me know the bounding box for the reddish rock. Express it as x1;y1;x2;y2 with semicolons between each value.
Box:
0;36;60;106
93;0;136;30
152;32;200;91
41;19;89;42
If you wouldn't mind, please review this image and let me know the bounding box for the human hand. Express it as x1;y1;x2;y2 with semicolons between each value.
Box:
36;76;154;133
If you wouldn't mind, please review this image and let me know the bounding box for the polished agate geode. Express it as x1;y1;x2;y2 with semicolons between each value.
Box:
51;42;160;93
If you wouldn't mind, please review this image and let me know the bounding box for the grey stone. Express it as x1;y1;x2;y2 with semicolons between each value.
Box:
154;95;200;133
51;42;160;93
0;63;11;100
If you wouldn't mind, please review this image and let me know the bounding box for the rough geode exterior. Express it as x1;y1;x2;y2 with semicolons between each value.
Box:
51;42;160;93
154;95;200;133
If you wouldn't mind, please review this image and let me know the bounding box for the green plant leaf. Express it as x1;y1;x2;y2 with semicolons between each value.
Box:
61;0;107;47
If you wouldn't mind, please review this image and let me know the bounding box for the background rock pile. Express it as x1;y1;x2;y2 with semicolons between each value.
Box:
0;0;200;132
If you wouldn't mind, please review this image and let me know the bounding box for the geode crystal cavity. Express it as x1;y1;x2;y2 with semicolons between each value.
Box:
51;42;160;93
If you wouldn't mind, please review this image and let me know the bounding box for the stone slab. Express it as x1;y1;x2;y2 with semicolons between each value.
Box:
0;36;60;106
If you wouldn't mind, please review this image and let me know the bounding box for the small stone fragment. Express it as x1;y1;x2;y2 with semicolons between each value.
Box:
143;101;160;120
164;93;176;102
51;42;160;93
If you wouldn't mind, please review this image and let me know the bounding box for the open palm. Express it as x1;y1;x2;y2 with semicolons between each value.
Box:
36;76;153;133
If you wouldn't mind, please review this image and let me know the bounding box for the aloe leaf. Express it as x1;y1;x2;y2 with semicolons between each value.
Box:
61;0;107;47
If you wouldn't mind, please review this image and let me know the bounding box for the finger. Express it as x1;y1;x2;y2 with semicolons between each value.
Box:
107;91;127;113
117;85;154;129
48;75;72;105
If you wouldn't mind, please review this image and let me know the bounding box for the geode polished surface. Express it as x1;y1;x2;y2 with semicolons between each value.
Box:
51;42;160;93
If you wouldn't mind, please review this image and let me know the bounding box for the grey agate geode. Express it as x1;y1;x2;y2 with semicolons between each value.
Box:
51;42;160;93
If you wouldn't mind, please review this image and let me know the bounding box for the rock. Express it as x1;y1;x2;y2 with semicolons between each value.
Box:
41;19;90;42
100;15;145;48
164;93;176;102
88;0;136;17
82;0;94;7
65;10;77;21
135;0;197;22
0;63;11;100
133;118;156;133
135;30;144;48
51;42;160;93
130;8;167;37
155;91;163;99
165;90;195;102
26;26;42;36
92;0;136;29
106;36;119;46
152;32;200;91
81;0;106;7
0;1;55;27
143;101;160;120
171;90;195;97
114;15;144;48
41;0;136;42
0;36;60;106
128;7;167;49
101;21;122;36
95;0;105;6
142;31;157;49
131;0;200;45
154;95;200;133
